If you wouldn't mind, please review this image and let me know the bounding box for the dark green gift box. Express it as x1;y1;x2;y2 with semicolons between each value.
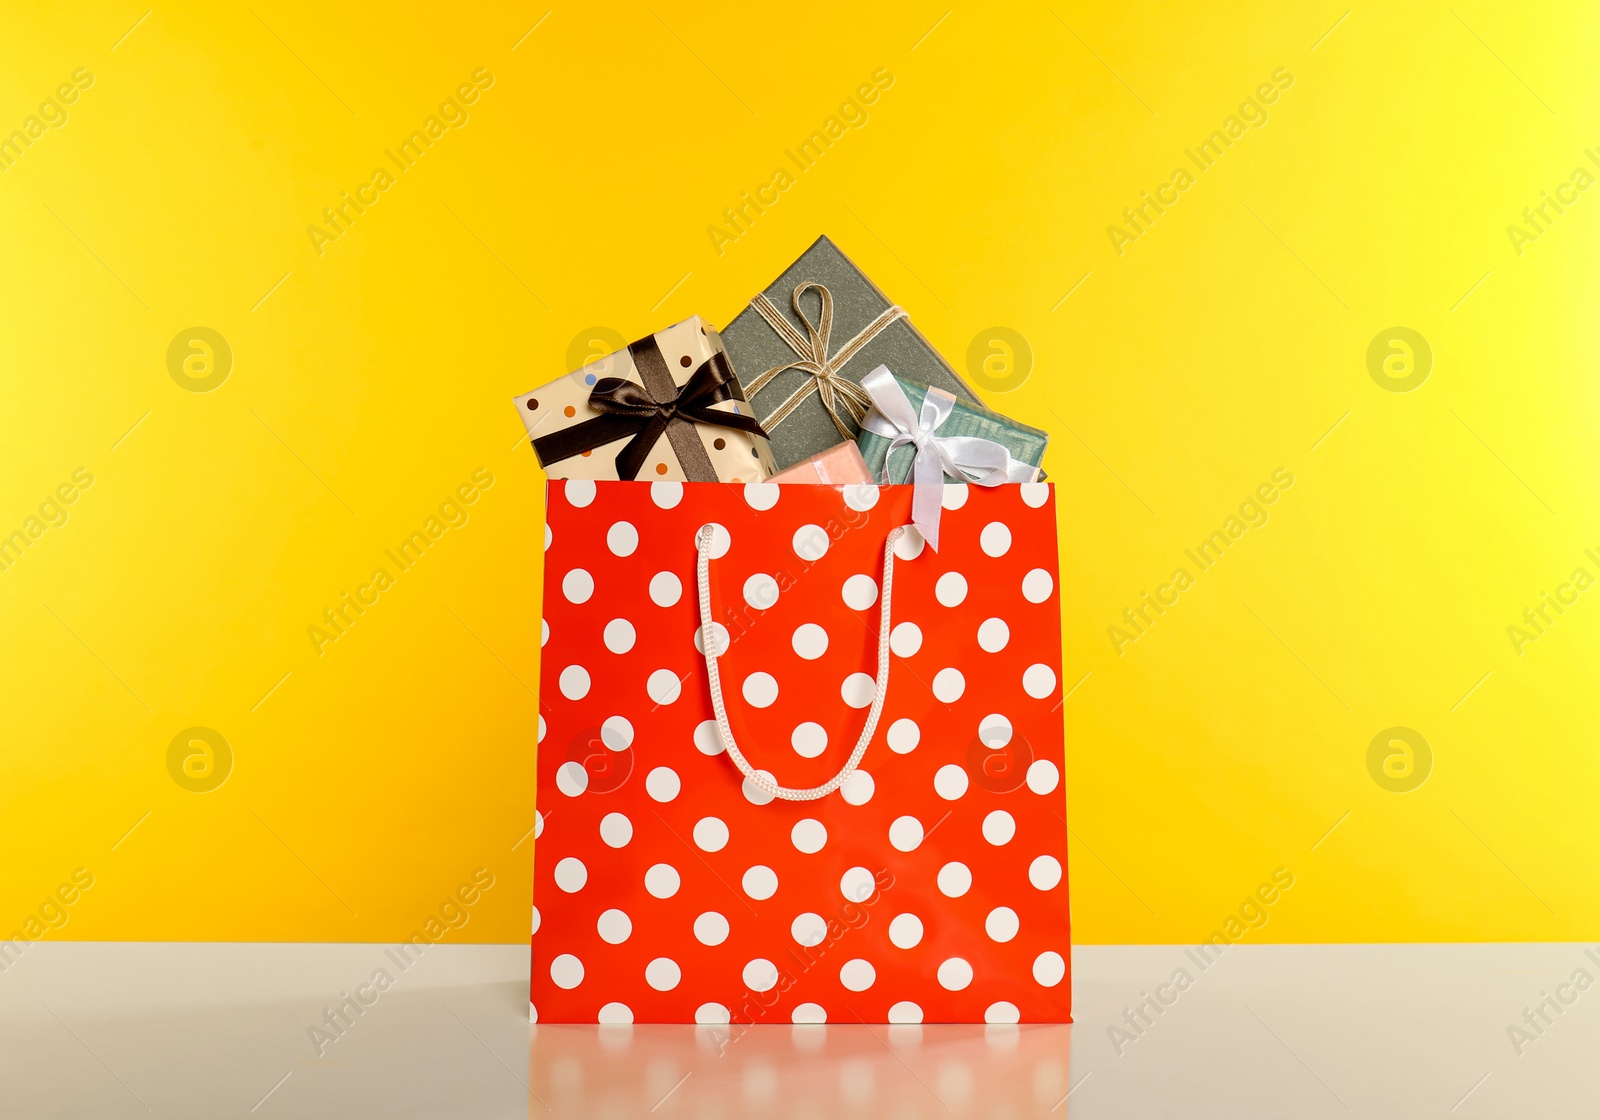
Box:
856;373;1049;484
718;235;983;471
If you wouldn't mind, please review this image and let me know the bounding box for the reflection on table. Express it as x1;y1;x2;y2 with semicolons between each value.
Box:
530;1023;1077;1118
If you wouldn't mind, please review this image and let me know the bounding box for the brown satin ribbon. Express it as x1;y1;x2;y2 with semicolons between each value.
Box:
629;336;717;480
532;338;766;481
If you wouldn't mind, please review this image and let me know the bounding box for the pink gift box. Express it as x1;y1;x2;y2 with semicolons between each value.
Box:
766;441;875;485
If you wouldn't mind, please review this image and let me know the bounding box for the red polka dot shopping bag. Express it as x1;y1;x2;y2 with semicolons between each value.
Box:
531;478;1070;1024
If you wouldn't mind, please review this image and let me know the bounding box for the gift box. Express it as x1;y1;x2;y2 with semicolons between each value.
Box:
718;235;982;471
766;440;875;485
857;369;1049;486
515;317;776;482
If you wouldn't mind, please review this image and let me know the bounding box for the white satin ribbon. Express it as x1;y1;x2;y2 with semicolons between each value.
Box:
859;365;1037;551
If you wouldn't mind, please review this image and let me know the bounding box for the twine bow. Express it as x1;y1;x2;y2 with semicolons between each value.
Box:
860;365;1037;551
743;282;907;440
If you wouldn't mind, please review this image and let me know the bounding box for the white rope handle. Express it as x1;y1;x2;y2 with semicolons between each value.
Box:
696;523;906;802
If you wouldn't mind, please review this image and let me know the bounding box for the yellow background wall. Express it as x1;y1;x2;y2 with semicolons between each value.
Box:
2;2;1595;945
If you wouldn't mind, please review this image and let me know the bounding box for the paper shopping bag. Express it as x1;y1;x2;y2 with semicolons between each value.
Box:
531;479;1070;1024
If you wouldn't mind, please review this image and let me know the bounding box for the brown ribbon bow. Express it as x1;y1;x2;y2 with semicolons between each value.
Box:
533;337;766;481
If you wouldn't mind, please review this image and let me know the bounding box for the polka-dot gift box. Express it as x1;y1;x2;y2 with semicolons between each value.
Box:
513;317;776;482
533;478;1070;1024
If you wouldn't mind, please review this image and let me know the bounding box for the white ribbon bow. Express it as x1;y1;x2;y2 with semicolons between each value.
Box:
859;365;1037;551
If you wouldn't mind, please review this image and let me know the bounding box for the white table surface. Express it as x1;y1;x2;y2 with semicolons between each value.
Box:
0;942;1593;1117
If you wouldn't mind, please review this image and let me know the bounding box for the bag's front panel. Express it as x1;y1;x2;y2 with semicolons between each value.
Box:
533;479;1068;1023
